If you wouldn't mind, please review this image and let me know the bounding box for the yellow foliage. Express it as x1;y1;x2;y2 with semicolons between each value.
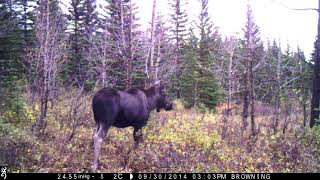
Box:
3;93;320;173
172;100;185;111
25;106;37;123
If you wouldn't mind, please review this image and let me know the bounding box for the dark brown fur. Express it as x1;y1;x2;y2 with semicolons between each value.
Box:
91;84;172;170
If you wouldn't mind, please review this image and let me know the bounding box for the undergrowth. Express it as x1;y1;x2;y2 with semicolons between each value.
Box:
0;96;320;173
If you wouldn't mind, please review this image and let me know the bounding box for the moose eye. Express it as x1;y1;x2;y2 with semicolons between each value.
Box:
163;89;167;94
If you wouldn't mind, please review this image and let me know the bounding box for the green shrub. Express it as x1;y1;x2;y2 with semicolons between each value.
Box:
0;118;27;138
313;125;320;147
0;77;27;124
84;80;95;92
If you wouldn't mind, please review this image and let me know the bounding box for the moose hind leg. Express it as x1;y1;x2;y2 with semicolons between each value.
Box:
133;128;144;149
91;123;100;148
92;124;108;171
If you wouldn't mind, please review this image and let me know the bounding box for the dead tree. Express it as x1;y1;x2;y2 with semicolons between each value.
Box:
242;4;262;135
30;0;65;135
225;37;238;116
85;26;113;88
145;0;157;87
311;1;320;127
274;42;282;134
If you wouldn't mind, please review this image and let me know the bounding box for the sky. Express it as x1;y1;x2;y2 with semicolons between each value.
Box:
61;0;318;60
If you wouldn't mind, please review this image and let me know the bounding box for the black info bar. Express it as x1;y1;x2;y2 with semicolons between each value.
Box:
1;173;319;180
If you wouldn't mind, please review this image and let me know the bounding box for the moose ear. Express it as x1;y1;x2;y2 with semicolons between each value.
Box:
154;80;164;93
154;80;161;88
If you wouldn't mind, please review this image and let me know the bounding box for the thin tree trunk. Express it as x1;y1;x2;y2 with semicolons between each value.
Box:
227;51;234;116
250;58;255;135
175;0;181;99
126;0;133;88
150;0;157;78
310;0;320;128
32;0;64;135
120;1;126;49
311;43;320;127
119;0;128;88
22;0;28;41
145;0;157;87
303;103;307;127
194;80;198;106
103;25;109;87
155;35;161;81
274;46;281;133
242;66;249;130
36;0;51;133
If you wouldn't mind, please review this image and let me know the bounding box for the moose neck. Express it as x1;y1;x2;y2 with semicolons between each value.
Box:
144;87;159;112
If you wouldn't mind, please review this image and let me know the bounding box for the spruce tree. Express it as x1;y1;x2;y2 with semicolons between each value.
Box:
241;4;263;134
15;0;36;47
65;0;98;85
293;47;312;126
104;0;143;89
196;0;221;110
65;0;85;84
181;0;221;110
169;0;188;98
181;28;200;108
0;1;27;122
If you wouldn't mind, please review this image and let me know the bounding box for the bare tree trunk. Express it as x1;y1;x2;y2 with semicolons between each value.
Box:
226;38;237;116
119;0;129;88
36;0;51;133
126;0;133;88
150;0;157;78
310;0;320;128
87;26;111;88
298;49;308;127
242;66;249;131
250;58;255;135
120;0;126;50
31;0;65;136
145;0;157;87
155;34;161;81
311;42;320;127
227;53;233;117
194;80;198;106
283;109;290;134
303;103;307;127
274;46;281;133
67;86;84;142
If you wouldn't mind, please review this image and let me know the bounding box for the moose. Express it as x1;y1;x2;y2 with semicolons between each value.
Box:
91;81;173;170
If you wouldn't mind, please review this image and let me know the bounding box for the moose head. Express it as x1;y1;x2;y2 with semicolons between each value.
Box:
154;81;173;112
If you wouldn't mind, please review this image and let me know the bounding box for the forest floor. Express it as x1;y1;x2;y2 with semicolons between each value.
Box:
1;93;320;173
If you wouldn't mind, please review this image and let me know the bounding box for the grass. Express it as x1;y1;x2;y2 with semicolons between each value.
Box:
1;96;320;173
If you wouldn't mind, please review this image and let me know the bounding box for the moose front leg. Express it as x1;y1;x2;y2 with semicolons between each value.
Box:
133;128;144;149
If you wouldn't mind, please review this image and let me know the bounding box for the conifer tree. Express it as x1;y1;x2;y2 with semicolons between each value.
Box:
66;0;98;85
181;0;221;110
181;28;200;108
241;4;263;134
104;0;143;89
293;47;312;126
196;0;221;110
0;1;25;118
169;0;188;98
